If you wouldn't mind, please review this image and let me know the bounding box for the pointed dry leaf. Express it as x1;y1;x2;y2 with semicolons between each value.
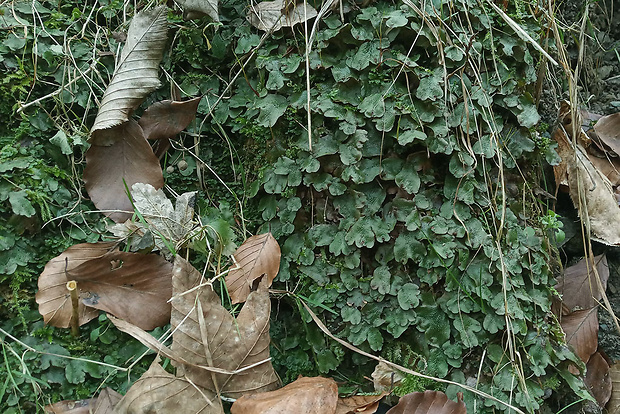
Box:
336;393;386;414
91;7;168;142
66;250;173;330
561;307;599;365
606;362;620;413
176;0;220;21
224;233;280;304
171;256;280;398
230;376;338;414
138;98;202;141
36;242;116;328
594;113;620;156
555;255;609;313
248;0;317;32
113;360;218;414
385;391;466;414
128;183;197;255
586;351;611;408
84;120;164;223
553;120;620;245
372;361;405;393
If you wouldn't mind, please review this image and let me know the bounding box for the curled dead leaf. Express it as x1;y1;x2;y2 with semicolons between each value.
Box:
231;376;338;414
224;232;280;304
336;393;387;414
138;98;202;141
90;6;168;141
176;0;220;21
594;112;620;157
372;361;405;393
36;242;116;328
385;390;466;414
248;0;317;32
44;387;121;414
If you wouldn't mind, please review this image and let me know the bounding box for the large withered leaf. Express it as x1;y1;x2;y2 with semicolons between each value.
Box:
594;113;620;156
555;255;609;313
247;0;317;32
171;257;280;398
176;0;220;21
230;376;338;414
224;233;280;304
113;361;215;414
553;121;620;245
561;307;599;365
91;6;168;142
138;98;201;141
385;391;466;414
586;351;611;408
67;250;173;330
36;242;116;328
84;120;164;223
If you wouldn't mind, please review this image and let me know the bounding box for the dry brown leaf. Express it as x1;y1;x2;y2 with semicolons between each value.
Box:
594;112;620;156
555;255;609;313
113;360;216;414
176;0;220;21
138;98;201;141
586;351;611;408
36;242;116;328
247;0;317;32
553;120;620;245
171;256;280;398
90;7;168;141
606;362;620;413
336;393;386;414
372;361;405;393
44;387;121;414
65;250;173;330
560;307;599;365
84;120;164;223
45;398;95;414
224;233;280;304
385;391;466;414
230;376;338;414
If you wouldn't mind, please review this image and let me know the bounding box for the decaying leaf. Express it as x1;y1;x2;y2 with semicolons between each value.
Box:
336;393;386;414
231;376;338;414
555;255;609;313
585;351;611;408
44;387;122;414
45;398;96;414
66;250;173;330
176;0;220;21
560;307;599;365
91;6;168;142
553;124;620;245
171;256;280;398
84;120;164;223
138;98;202;141
36;243;116;328
385;391;466;414
113;361;215;414
606;362;620;413
224;233;280;304
594;113;620;157
372;361;405;393
248;0;317;32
